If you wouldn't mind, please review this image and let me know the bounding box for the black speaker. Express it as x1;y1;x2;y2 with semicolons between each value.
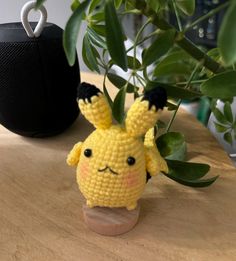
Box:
0;13;80;137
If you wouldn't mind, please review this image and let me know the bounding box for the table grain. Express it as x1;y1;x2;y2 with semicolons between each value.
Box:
0;73;235;261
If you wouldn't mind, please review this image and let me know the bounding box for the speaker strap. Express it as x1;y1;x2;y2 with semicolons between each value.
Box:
21;0;47;38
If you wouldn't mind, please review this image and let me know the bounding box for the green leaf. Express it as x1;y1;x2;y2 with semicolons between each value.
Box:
164;173;218;188
218;2;236;65
212;108;228;125
146;0;160;12
224;132;233;145
224;102;233;123
201;48;222;77
35;0;46;9
105;0;128;71
115;0;123;8
82;40;94;71
71;0;80;11
141;48;147;61
112;86;127;124
89;0;101;13
143;30;175;66
154;62;191;77
167;101;178;111
107;73;135;93
63;0;90;66
176;0;195;16
90;11;105;22
210;98;217;110
146;0;167;12
87;27;107;49
207;48;221;62
127;56;141;70
166;160;211;180
123;9;142;15
82;33;100;73
153;49;193;77
90;24;106;37
156;132;187;161
157;49;192;67
164;160;218;187
220;97;234;104
91;44;100;59
125;0;135;11
146;81;202;99
200;71;236;99
214;122;228;133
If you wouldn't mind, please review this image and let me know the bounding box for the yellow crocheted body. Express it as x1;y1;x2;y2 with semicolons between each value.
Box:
67;82;168;210
77;126;146;210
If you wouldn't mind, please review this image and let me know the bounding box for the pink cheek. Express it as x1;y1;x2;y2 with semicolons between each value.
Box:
123;171;140;188
78;162;90;181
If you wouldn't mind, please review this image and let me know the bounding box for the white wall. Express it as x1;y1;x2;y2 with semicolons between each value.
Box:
0;0;87;71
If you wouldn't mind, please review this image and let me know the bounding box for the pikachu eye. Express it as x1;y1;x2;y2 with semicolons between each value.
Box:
84;149;92;158
127;156;135;166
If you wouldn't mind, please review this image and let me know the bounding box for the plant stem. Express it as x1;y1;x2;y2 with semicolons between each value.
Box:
133;75;139;99
136;73;146;83
136;76;145;87
172;0;183;31
126;30;158;53
125;73;133;89
103;69;113;108
184;1;229;33
103;69;107;88
165;100;181;133
165;64;200;132
133;18;152;69
175;79;206;85
136;73;145;88
143;66;151;82
97;61;106;69
120;10;142;16
176;35;224;73
133;0;225;74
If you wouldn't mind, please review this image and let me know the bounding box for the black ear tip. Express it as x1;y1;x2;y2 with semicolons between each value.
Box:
77;82;102;102
142;86;167;110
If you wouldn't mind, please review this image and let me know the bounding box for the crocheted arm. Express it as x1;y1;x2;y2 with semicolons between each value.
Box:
67;142;83;166
145;146;168;176
144;128;168;176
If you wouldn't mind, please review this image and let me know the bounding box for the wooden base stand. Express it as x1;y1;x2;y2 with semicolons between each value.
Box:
82;204;140;236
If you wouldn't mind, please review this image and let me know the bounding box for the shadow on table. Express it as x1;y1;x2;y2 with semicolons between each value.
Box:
19;115;94;152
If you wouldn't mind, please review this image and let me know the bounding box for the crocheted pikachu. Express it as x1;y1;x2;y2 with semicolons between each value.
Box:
67;83;168;210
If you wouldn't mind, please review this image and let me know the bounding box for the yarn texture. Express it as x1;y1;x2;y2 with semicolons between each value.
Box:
67;83;168;210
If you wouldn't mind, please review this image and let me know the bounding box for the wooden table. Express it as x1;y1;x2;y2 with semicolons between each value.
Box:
0;73;236;261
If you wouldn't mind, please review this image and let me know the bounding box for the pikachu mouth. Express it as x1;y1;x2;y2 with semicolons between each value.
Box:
98;166;119;175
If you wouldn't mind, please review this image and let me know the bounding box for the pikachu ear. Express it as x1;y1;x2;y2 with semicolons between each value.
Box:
125;87;167;137
78;82;112;129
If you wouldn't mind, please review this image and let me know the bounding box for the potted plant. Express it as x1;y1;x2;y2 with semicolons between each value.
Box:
36;0;236;186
